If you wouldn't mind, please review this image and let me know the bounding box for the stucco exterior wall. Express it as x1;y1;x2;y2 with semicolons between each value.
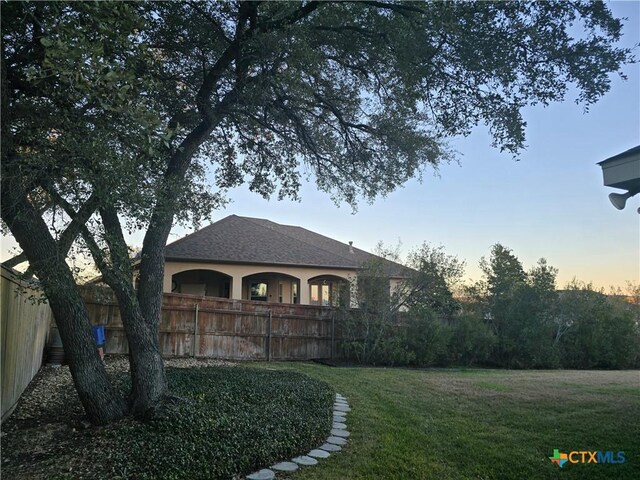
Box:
164;261;359;305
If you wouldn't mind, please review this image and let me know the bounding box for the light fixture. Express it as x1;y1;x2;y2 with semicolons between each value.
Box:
609;189;639;210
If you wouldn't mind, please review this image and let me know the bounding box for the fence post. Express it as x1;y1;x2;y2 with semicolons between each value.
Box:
331;312;335;359
267;310;272;362
193;303;199;358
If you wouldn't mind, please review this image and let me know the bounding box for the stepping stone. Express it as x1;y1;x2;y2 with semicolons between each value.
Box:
326;436;347;446
320;442;342;452
292;455;318;466
334;400;349;406
331;428;350;437
308;449;331;459
336;393;346;399
333;416;345;423
334;405;351;412
333;422;347;429
271;462;299;473
246;469;275;480
333;410;346;417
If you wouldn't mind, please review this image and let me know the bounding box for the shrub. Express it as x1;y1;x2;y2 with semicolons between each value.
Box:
447;313;496;366
105;367;333;479
404;307;451;366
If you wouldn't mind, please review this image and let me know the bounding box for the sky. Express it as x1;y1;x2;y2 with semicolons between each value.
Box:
2;1;639;291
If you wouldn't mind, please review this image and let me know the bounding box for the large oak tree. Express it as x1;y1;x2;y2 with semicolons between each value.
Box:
1;1;633;424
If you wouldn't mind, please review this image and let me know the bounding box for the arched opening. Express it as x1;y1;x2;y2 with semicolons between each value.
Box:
308;275;350;307
242;272;301;304
171;269;232;298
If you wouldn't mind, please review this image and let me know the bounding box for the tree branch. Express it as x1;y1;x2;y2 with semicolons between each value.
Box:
257;1;321;31
2;252;28;269
358;1;426;16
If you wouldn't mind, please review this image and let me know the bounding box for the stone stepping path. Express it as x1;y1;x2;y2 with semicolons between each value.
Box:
246;469;275;480
319;442;342;452
308;449;331;459
326;435;348;446
270;462;298;473
292;455;318;466
245;393;351;479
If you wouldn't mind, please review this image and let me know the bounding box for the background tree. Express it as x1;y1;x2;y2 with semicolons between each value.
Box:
557;281;640;369
341;243;466;366
402;244;465;365
2;1;634;423
340;258;411;365
474;244;558;367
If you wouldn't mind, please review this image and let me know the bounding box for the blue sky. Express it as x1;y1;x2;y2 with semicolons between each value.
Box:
194;1;640;290
2;1;638;290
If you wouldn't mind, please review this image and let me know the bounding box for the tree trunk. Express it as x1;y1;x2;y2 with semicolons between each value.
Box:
109;284;169;419
0;179;128;425
47;282;129;425
127;120;217;415
83;206;171;420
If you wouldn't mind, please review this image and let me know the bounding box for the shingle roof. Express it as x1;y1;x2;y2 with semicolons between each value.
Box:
164;215;412;277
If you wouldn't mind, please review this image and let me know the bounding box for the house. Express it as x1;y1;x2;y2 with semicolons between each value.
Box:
160;215;411;306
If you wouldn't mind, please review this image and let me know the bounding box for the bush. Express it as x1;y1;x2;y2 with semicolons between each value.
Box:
105;367;333;479
404;307;451;366
558;290;640;369
447;313;496;366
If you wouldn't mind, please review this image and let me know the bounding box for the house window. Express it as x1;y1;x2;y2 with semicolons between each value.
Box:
309;278;348;306
278;283;283;303
321;285;330;306
292;283;298;304
310;281;334;306
250;282;268;301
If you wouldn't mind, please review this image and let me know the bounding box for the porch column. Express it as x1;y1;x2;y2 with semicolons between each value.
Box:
231;275;243;300
163;271;172;293
299;274;311;305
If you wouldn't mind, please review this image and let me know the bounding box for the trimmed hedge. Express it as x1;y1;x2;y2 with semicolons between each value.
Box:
101;367;333;479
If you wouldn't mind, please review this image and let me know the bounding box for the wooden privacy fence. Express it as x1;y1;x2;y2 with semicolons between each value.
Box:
81;286;342;361
1;266;53;422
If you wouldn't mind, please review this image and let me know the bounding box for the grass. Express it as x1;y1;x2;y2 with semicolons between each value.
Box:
3;361;638;479
254;364;640;480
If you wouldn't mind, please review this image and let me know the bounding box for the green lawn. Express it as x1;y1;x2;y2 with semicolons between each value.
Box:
255;363;640;480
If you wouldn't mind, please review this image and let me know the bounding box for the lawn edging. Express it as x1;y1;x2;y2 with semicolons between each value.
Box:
246;392;351;479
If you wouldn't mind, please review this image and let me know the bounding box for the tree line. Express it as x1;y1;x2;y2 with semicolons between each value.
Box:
341;243;640;369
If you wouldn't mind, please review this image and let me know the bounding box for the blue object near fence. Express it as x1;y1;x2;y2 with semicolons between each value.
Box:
92;325;106;346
